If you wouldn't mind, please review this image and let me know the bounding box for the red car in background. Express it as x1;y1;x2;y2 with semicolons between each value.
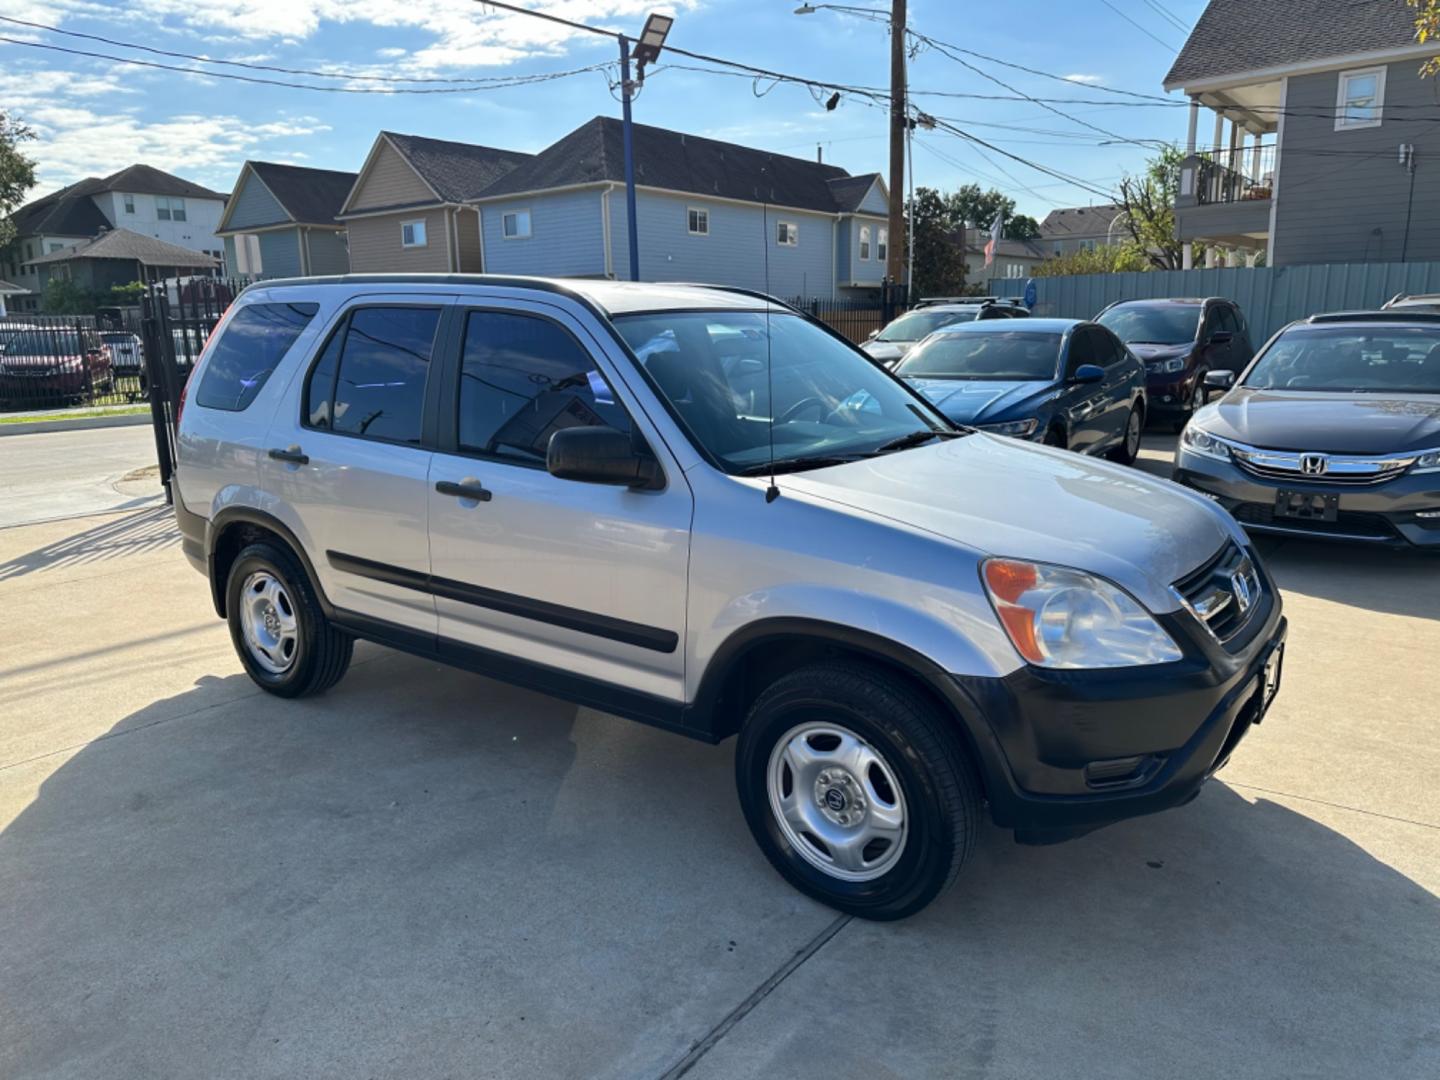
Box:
0;327;114;406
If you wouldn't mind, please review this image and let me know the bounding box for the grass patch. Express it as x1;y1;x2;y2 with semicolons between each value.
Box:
0;405;150;425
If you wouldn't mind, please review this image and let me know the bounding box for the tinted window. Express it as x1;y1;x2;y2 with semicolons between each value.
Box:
1217;306;1241;336
306;306;439;443
1244;326;1440;394
195;303;317;412
1095;327;1127;366
1065;327;1102;375
457;311;630;464
895;331;1061;380
1096;303;1201;346
875;309;978;342
1;330;86;354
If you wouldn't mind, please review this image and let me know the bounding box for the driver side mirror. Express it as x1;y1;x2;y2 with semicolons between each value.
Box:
547;426;662;490
1203;370;1236;392
1070;363;1105;384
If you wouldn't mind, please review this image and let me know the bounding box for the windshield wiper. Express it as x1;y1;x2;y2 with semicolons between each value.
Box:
872;429;966;454
737;456;859;477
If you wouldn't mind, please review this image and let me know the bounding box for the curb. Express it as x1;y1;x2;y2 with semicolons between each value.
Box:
0;412;152;437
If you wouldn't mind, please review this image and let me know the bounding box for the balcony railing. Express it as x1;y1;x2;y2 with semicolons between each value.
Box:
1195;143;1276;206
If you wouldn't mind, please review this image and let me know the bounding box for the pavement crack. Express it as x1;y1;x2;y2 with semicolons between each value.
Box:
1225;780;1439;831
655;913;852;1080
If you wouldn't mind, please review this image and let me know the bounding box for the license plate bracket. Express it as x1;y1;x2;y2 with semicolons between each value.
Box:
1275;489;1338;522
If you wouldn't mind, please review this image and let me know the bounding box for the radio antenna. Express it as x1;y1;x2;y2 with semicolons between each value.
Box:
761;169;778;503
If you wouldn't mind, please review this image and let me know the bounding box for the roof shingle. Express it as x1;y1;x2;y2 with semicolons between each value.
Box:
1164;0;1418;88
249;161;357;226
1038;204;1125;239
26;228;218;268
382;132;531;203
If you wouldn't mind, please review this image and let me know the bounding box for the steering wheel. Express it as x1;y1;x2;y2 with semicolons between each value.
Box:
778;396;830;424
1285;375;1313;388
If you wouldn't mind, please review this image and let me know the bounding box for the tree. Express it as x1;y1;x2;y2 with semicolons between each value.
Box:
1117;145;1184;270
1411;1;1439;76
943;184;1015;231
907;187;967;297
1032;244;1148;277
41;278;97;314
0;112;37;251
1004;214;1041;241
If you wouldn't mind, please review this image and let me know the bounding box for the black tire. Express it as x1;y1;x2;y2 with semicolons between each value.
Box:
1108;402;1144;465
735;662;982;921
1171;373;1206;432
225;541;353;698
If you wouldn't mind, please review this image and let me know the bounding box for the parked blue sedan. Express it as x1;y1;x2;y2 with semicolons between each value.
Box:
893;319;1148;464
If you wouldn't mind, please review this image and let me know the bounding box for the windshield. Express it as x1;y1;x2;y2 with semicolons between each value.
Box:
0;330;85;354
612;311;956;474
1097;303;1200;346
896;331;1062;381
1244;326;1440;394
875;309;978;342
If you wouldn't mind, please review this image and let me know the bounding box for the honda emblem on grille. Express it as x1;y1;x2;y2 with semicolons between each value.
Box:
1231;570;1253;614
1300;453;1328;476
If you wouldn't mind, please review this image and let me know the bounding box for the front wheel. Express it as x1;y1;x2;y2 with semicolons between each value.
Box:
1108;402;1144;465
735;663;982;920
226;542;353;698
1172;375;1206;432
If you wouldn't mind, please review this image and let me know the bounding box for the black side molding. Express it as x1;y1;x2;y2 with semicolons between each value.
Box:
326;550;680;654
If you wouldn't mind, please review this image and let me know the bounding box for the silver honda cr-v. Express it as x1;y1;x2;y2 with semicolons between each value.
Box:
174;275;1287;920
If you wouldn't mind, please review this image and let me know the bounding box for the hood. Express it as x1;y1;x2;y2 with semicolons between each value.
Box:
1126;343;1193;362
1201;387;1440;454
862;340;909;364
904;378;1054;425
780;434;1232;613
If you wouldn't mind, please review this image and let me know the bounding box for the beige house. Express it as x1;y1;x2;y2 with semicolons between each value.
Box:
337;132;530;274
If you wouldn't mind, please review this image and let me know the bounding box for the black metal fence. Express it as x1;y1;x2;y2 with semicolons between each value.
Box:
788;282;910;344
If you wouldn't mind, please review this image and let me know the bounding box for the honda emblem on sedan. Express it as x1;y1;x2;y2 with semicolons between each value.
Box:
1300;453;1328;476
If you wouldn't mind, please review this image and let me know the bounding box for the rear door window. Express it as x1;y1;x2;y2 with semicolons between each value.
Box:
195;302;318;412
304;306;440;444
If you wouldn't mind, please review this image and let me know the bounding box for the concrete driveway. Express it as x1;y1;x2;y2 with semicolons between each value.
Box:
0;425;163;528
2;436;1437;1080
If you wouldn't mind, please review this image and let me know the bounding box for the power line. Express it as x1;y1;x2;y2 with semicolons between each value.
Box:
1141;0;1191;34
1096;0;1180;51
0;35;609;93
905;32;1172;102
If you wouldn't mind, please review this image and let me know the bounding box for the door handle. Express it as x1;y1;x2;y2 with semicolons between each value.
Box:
268;446;309;465
435;479;492;502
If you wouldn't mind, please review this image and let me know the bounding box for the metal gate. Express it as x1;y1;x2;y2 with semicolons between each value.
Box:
138;278;237;503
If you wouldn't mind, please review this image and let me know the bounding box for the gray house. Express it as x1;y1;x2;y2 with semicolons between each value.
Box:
217;161;357;279
470;117;890;300
23;228;218;295
1038;204;1128;256
1166;0;1438;267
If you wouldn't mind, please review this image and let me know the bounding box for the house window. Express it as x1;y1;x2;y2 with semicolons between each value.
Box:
687;208;709;235
877;227;888;262
1336;66;1385;130
47;242;65;253
401;220;427;247
155;196;185;221
25;242;33;260
776;221;798;246
502;210;532;239
1006;263;1025;279
123;194;135;214
859;225;872;261
1078;239;1097;252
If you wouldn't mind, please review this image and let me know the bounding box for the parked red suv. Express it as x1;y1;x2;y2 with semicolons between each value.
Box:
0;328;114;406
1096;298;1253;430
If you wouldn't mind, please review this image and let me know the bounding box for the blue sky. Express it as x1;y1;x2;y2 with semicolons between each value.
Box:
1;0;1208;219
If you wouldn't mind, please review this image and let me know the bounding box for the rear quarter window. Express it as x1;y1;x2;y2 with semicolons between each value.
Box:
194;302;319;412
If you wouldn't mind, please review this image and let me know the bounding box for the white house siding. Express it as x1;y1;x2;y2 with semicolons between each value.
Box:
95;189;226;260
611;190;836;300
480;189;607;277
346;208;451;273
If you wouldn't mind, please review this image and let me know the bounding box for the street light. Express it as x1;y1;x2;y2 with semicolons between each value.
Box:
633;13;673;65
618;12;673;282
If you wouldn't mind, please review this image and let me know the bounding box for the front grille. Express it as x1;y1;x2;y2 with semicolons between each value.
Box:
1231;446;1413;486
1232;502;1399;541
1172;541;1261;643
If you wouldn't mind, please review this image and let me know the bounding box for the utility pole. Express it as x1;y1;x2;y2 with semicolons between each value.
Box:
887;0;906;289
619;35;641;283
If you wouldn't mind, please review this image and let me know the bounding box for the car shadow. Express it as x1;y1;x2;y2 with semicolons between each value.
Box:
0;504;178;582
3;650;1437;1077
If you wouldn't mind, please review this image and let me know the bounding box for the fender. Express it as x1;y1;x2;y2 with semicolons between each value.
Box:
204;505;334;620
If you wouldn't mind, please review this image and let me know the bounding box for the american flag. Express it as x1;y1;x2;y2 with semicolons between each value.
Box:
983;212;1004;269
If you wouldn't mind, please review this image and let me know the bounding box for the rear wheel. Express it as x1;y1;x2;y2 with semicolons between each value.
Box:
1108;402;1144;464
226;542;353;698
735;663;981;920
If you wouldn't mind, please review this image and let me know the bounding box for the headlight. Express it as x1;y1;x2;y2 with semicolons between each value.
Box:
1414;449;1440;474
976;418;1039;438
1180;425;1232;461
1147;357;1186;374
981;558;1183;669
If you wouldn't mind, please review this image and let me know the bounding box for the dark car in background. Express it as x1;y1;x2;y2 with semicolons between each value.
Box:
863;298;1029;366
895;318;1147;464
1174;312;1440;548
1097;298;1253;430
0;327;114;406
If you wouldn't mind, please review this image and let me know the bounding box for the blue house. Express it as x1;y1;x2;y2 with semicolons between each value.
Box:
468;117;890;301
216;161;357;279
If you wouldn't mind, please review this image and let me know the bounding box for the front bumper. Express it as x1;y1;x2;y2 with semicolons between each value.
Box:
1173;451;1440;548
952;560;1286;841
1145;369;1199;413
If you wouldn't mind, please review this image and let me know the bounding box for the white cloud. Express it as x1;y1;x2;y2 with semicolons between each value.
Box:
1062;73;1104;85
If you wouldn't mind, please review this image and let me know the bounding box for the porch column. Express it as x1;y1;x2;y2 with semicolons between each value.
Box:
1206;245;1219;269
1186;98;1199;155
1212;110;1224;153
1183;243;1194;270
1251;132;1263;179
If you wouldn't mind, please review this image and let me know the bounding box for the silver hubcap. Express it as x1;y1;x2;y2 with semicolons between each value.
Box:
1127;409;1142;456
239;571;298;674
767;722;908;882
1191;382;1204;412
